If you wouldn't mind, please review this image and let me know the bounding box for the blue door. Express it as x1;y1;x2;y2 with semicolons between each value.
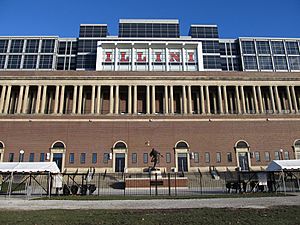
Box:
178;153;188;172
115;153;125;172
53;153;63;171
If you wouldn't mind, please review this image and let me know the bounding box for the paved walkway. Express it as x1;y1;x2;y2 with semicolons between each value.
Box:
1;194;300;210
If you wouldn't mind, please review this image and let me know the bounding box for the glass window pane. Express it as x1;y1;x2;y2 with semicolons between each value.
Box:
10;40;24;53
289;56;300;70
258;56;273;70
92;153;97;164
0;55;6;69
41;39;55;53
256;41;270;54
205;152;210;163
25;39;39;53
143;153;148;163
243;56;258;70
39;55;53;69
274;56;288;70
0;40;9;53
23;55;37;69
7;55;22;69
286;42;299;55
132;153;137;164
69;153;74;164
29;153;35;162
80;153;86;164
242;41;255;54
271;41;285;54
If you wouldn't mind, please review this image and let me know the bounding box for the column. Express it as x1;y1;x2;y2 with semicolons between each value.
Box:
35;86;42;114
235;86;241;114
269;86;276;113
170;86;174;114
59;86;65;114
72;86;77;114
240;86;246;114
274;86;281;113
115;85;119;114
90;85;95;114
218;86;223;114
257;86;264;113
291;86;298;113
128;86;132;114
286;86;293;113
77;85;83;114
223;86;228;114
40;85;47;114
182;86;187;114
165;85;169;114
96;86;101;114
53;85;60;114
22;85;30;114
146;85;150;114
109;85;114;114
152;85;156;114
0;86;7;113
17;85;24;113
252;86;259;114
133;85;137;114
3;85;11;114
200;86;205;114
205;86;210;114
196;92;200;114
187;85;192;114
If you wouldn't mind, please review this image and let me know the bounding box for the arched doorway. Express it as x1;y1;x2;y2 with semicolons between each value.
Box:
50;141;66;172
0;141;4;162
175;140;190;172
234;140;250;171
293;140;300;159
112;141;128;173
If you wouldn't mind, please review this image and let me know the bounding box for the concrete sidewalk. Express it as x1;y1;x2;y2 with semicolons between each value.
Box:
0;194;300;210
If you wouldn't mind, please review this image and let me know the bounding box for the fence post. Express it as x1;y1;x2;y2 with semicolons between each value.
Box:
168;173;171;196
123;173;126;196
98;173;100;196
149;172;152;196
174;172;177;196
155;173;158;196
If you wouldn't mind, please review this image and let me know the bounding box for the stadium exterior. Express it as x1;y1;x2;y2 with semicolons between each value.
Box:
0;19;300;174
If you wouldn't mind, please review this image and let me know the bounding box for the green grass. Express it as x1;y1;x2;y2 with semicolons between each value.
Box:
0;207;299;225
38;192;292;201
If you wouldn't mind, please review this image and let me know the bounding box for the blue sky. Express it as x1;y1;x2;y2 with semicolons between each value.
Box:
0;0;299;38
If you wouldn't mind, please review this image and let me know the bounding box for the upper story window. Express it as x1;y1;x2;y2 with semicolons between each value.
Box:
271;41;285;54
25;39;40;53
0;40;9;53
241;41;255;54
41;39;55;53
256;41;270;54
10;40;24;53
286;42;300;55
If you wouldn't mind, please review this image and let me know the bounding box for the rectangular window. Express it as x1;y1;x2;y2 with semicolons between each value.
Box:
271;41;285;54
19;153;24;162
205;152;210;163
258;56;273;70
0;40;9;53
41;39;55;53
274;56;288;70
284;151;289;160
132;153;137;164
0;55;6;69
25;39;39;53
103;153;109;163
10;39;24;53
29;153;34;162
264;152;270;162
243;56;258;70
216;152;221;163
194;152;199;163
69;153;74;164
9;153;14;162
286;42;300;55
23;55;37;69
166;152;171;163
40;153;45;162
288;56;300;70
39;55;53;69
274;151;280;160
227;152;232;162
203;55;221;69
256;41;270;54
7;55;22;69
255;152;260;162
143;153;148;164
80;153;86;164
92;153;97;164
241;41;255;54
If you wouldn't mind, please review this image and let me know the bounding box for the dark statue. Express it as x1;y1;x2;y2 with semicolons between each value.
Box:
149;148;163;170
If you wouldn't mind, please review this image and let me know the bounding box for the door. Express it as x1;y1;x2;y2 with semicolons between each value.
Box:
115;153;125;172
177;153;188;172
238;152;249;171
53;153;63;171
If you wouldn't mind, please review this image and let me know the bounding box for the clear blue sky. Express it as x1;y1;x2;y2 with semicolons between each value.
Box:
0;0;299;38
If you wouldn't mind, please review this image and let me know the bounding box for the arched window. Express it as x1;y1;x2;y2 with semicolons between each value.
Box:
113;141;127;149
236;141;249;149
294;140;300;148
52;141;66;149
175;141;189;149
0;141;4;149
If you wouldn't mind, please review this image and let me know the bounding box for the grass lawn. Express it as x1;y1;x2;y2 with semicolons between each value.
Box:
0;207;299;225
38;192;291;201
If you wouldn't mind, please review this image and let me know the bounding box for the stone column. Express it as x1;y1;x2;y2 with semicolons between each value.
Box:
286;86;293;113
223;86;228;114
235;86;241;114
59;86;65;114
200;86;205;114
17;85;24;114
109;85;114;114
152;85;156;114
257;86;264;113
77;85;83;114
3;85;11;114
133;85;137;114
22;85;30;114
72;86;78;114
252;86;259;114
90;85;95;114
218;86;223;114
182;86;187;114
291;86;298;113
274;86;281;113
115;85;119;114
165;85;169;114
240;86;246;114
128;86;132;114
0;86;7;113
53;85;60;114
35;85;42;114
96;86;101;114
40;85;47;114
170;86;174;114
187;85;192;114
146;85;150;114
269;86;276;113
